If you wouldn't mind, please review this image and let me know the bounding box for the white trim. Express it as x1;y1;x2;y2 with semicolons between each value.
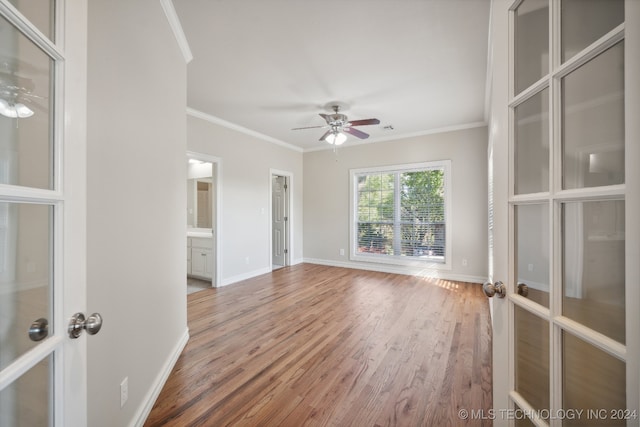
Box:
625;0;640;415
304;121;488;153
0;1;64;60
186;152;222;288
349;160;453;271
187;108;304;153
188;107;487;155
159;0;193;63
483;0;495;124
220;266;272;288
303;258;487;284
0;336;62;391
133;328;189;427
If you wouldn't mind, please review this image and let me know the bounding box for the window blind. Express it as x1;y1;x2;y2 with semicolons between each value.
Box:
356;167;446;262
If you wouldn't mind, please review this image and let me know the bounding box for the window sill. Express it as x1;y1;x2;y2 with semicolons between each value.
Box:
350;252;452;270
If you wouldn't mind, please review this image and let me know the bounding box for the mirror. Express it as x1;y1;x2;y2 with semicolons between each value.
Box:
187;159;213;229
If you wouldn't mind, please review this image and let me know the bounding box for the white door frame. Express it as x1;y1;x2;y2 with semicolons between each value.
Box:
269;169;292;269
187;151;222;287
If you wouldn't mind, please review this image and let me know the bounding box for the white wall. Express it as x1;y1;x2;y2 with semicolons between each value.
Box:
303;126;489;282
86;0;188;425
187;113;304;285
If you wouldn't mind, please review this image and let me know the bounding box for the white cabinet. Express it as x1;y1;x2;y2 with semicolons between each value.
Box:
187;236;213;279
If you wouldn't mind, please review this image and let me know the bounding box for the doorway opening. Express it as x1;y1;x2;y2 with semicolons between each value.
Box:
187;152;221;289
270;170;292;270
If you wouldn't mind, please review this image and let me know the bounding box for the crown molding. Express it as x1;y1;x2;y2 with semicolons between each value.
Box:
187;107;304;153
160;0;193;63
303;121;488;153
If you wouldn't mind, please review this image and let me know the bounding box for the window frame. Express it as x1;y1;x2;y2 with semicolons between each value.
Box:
349;160;452;270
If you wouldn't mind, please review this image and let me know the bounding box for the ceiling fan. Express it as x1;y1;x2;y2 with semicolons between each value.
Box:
292;105;380;145
0;69;44;119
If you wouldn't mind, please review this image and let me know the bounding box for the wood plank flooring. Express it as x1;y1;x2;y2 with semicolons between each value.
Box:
145;264;492;426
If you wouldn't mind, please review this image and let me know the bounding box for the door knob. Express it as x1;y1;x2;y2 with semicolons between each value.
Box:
483;281;506;298
28;318;49;342
517;282;529;297
68;312;103;339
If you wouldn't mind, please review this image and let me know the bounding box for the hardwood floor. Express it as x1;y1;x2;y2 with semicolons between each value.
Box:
145;264;492;426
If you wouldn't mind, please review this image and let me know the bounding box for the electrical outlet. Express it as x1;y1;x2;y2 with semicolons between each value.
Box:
339;249;345;256
462;258;468;267
120;377;128;408
528;263;534;272
245;257;250;265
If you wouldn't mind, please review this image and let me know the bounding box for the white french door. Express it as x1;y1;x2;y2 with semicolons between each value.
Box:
490;1;639;426
0;1;88;426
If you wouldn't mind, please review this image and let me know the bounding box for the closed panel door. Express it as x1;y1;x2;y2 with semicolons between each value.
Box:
489;1;638;426
272;176;286;267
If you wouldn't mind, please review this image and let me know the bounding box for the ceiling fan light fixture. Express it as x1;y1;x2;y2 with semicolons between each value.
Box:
326;131;346;146
0;98;34;118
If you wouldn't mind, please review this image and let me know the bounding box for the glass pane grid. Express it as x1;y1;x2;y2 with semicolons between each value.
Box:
561;42;625;191
355;167;447;262
0;354;52;427
0;14;55;191
357;223;393;255
562;331;626;426
0;203;53;372
510;0;628;421
561;0;624;63
514;0;550;95
400;223;445;258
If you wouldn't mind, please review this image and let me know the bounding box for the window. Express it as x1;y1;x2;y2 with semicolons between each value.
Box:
350;161;451;268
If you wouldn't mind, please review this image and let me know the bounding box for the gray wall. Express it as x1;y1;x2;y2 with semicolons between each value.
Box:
86;0;188;425
303;126;489;282
187;114;304;284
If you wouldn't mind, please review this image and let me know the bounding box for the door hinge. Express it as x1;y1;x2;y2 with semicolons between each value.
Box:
284;216;288;221
284;249;288;254
284;184;288;190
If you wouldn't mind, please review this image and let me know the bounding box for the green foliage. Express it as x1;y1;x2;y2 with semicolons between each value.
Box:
357;169;445;257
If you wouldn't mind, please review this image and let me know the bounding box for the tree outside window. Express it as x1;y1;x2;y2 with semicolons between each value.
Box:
353;161;449;266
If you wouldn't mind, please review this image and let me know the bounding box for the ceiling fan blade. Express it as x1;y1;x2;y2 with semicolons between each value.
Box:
319;130;332;142
344;127;369;139
348;118;380;127
291;125;328;130
319;113;332;124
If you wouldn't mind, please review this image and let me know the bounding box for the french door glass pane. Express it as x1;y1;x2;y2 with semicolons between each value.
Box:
0;14;54;190
562;42;624;190
514;404;537;427
515;204;549;307
562;332;625;426
515;305;549;412
561;0;624;62
7;0;56;41
562;200;625;344
515;0;549;94
0;202;52;371
515;89;549;194
0;354;52;427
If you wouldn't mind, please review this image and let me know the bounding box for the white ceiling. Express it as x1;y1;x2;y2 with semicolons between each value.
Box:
173;0;491;151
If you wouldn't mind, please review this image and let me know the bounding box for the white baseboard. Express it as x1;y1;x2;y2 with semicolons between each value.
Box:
132;327;189;427
303;257;487;284
217;261;305;288
219;266;272;287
